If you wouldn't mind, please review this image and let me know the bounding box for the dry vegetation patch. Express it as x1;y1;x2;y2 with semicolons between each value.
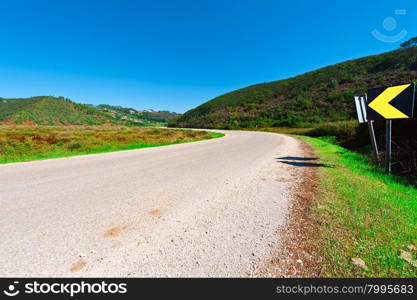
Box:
0;125;222;163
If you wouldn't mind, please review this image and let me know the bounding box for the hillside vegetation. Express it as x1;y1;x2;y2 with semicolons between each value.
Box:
92;104;179;125
0;96;180;126
0;96;112;125
171;46;417;129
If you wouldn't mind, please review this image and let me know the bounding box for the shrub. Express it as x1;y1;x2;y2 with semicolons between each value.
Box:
146;129;161;135
309;121;359;141
4;145;15;155
67;141;83;150
185;131;198;138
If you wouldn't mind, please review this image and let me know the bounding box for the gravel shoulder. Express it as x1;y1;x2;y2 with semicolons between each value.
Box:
257;139;322;277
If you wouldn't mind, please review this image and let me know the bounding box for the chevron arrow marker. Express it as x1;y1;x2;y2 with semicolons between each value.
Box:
368;84;411;119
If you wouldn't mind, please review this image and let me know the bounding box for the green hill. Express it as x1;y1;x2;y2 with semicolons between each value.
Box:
0;96;180;126
170;46;417;129
0;96;113;125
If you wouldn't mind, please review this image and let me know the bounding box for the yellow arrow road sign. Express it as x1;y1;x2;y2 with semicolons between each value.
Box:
368;84;411;119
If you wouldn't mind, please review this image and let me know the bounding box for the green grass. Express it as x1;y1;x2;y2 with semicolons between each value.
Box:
299;136;417;277
0;126;224;164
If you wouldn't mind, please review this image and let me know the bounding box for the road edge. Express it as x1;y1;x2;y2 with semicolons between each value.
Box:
259;136;323;277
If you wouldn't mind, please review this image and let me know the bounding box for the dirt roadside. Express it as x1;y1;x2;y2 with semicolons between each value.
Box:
258;138;323;277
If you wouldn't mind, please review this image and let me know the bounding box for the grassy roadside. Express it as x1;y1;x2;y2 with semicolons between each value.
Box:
0;126;224;164
298;136;417;277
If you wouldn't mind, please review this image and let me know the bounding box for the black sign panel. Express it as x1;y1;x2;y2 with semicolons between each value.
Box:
366;83;415;120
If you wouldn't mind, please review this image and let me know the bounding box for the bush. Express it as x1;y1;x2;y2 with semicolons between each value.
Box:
309;121;359;141
67;141;83;150
146;129;161;135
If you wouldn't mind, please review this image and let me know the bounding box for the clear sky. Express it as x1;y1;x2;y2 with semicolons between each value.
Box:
0;0;416;113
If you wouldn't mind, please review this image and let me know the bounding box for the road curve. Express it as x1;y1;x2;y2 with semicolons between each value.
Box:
0;130;305;277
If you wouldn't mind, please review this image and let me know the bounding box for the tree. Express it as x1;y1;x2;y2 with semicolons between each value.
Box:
400;36;417;48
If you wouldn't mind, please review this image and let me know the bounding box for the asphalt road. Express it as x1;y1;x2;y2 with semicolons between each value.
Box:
0;130;304;277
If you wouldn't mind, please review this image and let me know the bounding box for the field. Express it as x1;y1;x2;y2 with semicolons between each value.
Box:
0;126;223;164
299;136;417;277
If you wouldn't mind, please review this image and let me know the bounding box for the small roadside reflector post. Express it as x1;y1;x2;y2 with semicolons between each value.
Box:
354;95;380;165
354;95;367;123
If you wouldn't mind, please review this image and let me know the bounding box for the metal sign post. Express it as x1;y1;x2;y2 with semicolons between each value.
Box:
368;120;380;165
386;120;392;173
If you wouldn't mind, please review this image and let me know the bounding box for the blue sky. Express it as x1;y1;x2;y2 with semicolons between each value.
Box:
0;0;416;113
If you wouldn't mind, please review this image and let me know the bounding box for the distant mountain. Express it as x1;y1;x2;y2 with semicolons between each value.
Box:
170;46;417;129
0;96;180;126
